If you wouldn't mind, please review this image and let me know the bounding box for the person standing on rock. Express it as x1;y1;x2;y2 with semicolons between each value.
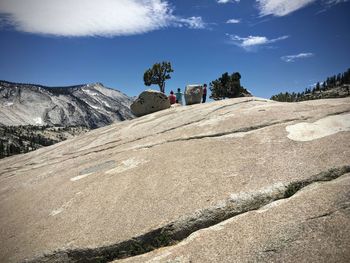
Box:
169;90;176;105
175;88;183;105
202;84;207;103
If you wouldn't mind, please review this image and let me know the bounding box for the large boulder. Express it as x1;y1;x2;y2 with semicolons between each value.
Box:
185;85;203;105
130;89;170;117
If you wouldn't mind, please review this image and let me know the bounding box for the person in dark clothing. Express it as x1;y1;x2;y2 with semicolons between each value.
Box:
202;84;207;103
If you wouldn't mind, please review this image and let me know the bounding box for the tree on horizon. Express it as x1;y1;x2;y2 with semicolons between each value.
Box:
210;71;248;100
143;61;173;93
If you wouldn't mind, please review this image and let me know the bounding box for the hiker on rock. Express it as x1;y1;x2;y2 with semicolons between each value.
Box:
169;90;176;105
175;88;183;105
202;84;207;103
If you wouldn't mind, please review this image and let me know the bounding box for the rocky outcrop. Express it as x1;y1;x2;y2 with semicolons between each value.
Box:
184;85;203;105
0;97;349;263
130;90;170;117
0;81;134;128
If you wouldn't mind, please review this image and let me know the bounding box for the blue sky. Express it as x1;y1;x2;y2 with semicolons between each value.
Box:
0;0;349;99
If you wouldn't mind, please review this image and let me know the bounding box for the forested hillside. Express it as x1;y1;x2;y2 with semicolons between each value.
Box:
271;69;350;102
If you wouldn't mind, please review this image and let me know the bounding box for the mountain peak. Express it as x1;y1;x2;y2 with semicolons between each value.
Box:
0;80;134;128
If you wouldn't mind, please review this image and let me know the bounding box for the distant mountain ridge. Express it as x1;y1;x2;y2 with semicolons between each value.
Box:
0;80;135;128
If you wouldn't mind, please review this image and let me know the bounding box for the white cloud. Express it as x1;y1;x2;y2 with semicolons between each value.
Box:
0;0;205;37
177;17;206;29
217;0;240;4
256;0;349;16
281;52;314;62
227;34;289;50
226;18;241;23
256;0;316;16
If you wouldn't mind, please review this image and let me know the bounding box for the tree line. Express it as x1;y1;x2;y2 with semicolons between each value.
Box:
0;125;87;159
271;68;350;102
0;125;59;159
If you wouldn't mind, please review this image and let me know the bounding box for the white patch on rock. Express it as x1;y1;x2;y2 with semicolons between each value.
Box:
70;173;92;182
286;114;350;141
89;104;102;110
33;117;43;125
83;89;98;96
4;102;14;106
105;158;147;174
103;101;111;107
50;208;64;216
50;192;82;216
229;182;286;203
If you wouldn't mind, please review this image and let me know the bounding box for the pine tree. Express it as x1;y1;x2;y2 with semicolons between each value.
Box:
316;82;320;91
143;61;173;93
209;72;247;100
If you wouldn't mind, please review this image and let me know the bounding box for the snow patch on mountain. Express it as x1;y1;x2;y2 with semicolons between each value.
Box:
33;117;43;125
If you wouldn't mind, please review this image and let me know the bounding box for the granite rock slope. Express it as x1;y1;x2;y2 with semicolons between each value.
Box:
0;97;349;262
119;173;350;263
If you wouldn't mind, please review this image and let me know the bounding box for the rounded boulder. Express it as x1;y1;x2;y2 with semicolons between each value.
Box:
184;85;203;105
131;90;170;117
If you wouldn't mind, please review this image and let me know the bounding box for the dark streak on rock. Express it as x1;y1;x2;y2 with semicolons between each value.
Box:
306;212;334;221
262;249;278;253
140;118;302;150
156;118;207;135
209;99;268;114
306;203;350;221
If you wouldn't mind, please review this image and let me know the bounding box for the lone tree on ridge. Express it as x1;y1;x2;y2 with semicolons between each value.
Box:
143;61;173;93
210;71;249;100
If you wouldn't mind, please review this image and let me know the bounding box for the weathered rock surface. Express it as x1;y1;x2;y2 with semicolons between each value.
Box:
130;90;170;117
184;85;203;105
119;173;350;263
0;97;350;263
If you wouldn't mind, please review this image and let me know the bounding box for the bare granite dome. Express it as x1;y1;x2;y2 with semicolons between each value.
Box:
0;97;349;262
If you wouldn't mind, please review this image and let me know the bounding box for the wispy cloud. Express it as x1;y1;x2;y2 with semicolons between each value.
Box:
217;0;240;3
226;18;241;24
227;34;289;50
317;0;349;13
326;0;349;5
256;0;349;17
0;0;206;37
256;0;316;16
281;52;314;62
176;17;206;29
